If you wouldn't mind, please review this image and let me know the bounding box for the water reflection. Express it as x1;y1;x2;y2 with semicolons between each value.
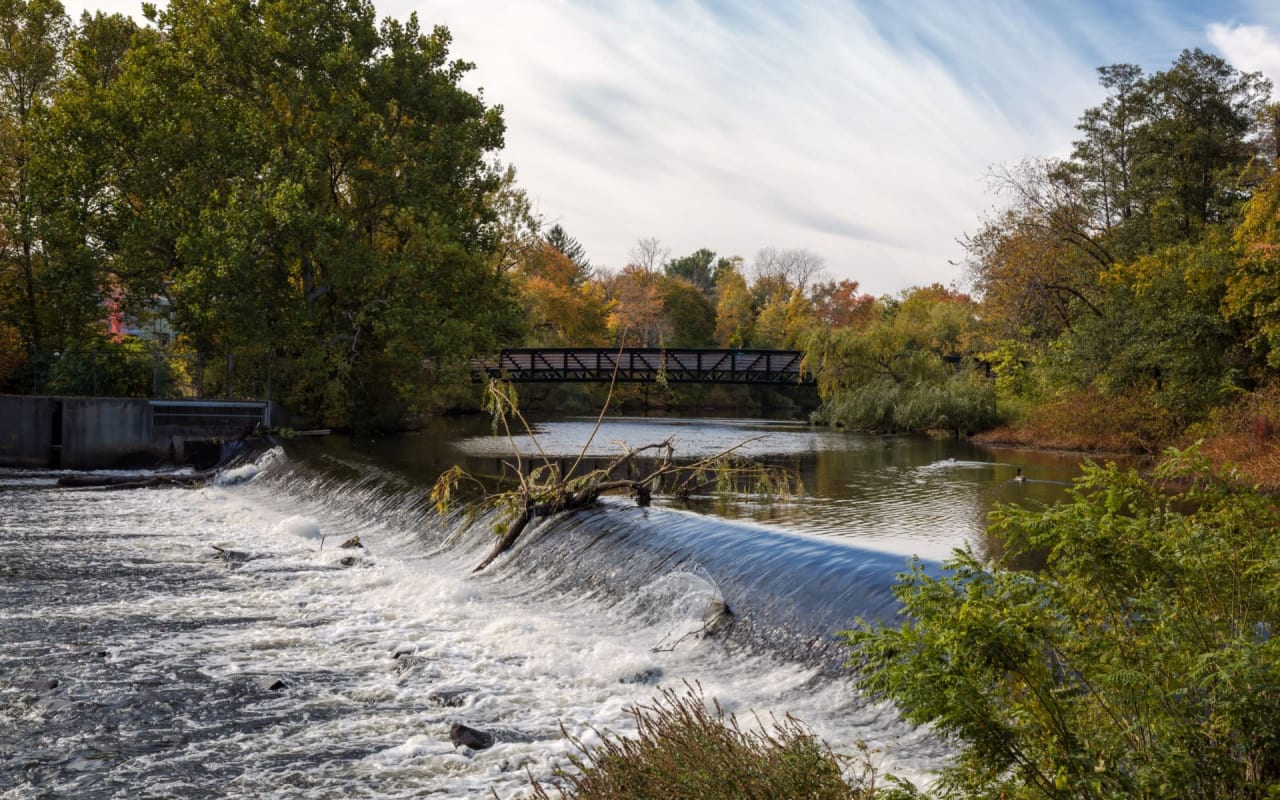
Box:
293;417;1111;562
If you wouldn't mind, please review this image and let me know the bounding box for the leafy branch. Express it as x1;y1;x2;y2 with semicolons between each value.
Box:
432;378;800;573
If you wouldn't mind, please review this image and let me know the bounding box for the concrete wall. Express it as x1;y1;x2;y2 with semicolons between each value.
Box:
1;395;273;469
59;398;156;470
0;396;55;468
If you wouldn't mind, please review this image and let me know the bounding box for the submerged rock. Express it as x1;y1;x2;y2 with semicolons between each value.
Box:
449;722;494;750
257;676;287;692
210;545;258;566
427;688;471;707
391;643;416;659
18;679;59;692
619;667;663;685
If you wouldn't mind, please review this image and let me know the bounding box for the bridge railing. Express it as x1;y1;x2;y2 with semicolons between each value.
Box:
472;348;815;385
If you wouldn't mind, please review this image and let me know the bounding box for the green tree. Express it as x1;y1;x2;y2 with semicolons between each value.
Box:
665;247;716;294
1136;49;1270;242
1061;232;1239;419
846;451;1280;799
805;286;994;435
71;0;516;424
0;0;71;361
544;222;591;284
1226;171;1280;373
660;276;715;347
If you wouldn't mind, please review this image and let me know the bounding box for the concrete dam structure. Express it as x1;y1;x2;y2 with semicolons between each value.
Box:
0;396;275;470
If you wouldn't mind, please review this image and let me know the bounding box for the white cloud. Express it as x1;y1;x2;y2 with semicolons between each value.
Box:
66;1;1274;296
1208;22;1280;84
408;0;1104;295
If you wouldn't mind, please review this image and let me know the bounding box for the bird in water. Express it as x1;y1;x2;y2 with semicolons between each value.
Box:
1014;468;1026;483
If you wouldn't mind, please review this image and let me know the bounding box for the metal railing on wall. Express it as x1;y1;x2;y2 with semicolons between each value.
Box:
13;348;280;402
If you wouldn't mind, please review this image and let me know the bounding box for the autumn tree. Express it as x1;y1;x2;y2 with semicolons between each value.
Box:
805;285;993;435
544;223;591;284
1226;171;1280;372
810;279;876;330
713;264;753;348
607;264;667;346
516;242;609;346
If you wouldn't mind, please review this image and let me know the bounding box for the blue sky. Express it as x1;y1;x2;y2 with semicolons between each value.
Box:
66;0;1280;295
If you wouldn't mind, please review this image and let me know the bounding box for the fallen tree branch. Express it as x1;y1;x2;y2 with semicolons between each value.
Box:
434;378;800;573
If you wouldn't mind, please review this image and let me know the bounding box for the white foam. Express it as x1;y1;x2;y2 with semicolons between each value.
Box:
270;514;324;541
215;462;262;485
1;470;949;799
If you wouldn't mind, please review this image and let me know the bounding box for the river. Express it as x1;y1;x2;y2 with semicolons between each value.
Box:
0;415;1087;798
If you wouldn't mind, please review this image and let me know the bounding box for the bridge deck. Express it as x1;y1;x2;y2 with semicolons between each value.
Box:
472;348;815;385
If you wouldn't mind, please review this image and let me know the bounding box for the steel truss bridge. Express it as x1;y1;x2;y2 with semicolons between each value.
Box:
471;348;816;386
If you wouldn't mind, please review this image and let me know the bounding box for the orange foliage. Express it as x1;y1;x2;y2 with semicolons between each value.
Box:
810;279;876;329
975;386;1182;454
607;265;667;346
517;243;609;345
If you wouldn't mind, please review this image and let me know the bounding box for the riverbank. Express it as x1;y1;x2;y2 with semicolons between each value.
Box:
973;386;1280;490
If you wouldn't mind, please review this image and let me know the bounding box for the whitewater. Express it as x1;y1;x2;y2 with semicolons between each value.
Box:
1;435;968;798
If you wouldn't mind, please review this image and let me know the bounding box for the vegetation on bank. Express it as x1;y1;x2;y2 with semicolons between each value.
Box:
529;685;884;800
845;448;1280;799
526;449;1280;799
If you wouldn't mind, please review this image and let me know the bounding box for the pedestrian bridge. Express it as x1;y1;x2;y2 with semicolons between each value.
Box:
471;348;815;386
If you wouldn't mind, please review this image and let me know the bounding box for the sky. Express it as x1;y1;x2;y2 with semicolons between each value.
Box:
61;0;1280;296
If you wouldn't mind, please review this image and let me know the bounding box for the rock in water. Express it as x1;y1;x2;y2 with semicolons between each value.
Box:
257;676;287;692
449;722;494;750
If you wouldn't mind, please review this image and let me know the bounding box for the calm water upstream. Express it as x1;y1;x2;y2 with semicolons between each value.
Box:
1;416;1090;798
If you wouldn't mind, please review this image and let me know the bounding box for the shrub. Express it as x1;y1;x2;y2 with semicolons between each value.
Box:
845;449;1280;799
530;684;888;800
45;336;166;397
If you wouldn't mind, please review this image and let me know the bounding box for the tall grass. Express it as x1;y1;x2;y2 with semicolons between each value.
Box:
529;685;883;800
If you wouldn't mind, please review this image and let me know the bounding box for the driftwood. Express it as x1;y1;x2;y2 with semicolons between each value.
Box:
433;379;798;573
58;472;212;489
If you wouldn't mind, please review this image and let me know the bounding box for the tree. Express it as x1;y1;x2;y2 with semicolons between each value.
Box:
544;222;591;284
751;246;825;295
1062;233;1239;419
0;0;71;361
70;1;517;424
965;160;1110;344
1226;171;1280;372
753;288;813;349
660;277;715;347
846;451;1280;799
1069;63;1146;248
713;264;753;348
810;279;876;330
665;247;716;294
629;236;669;274
804;285;994;435
607;264;667;346
1136;49;1271;241
516;242;608;346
